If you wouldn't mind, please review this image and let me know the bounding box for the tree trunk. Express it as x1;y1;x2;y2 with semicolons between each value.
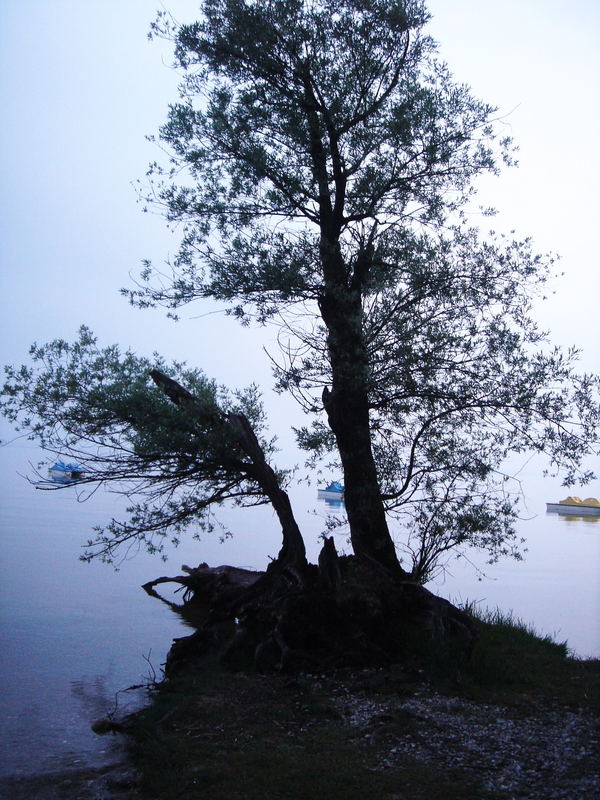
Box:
150;370;307;572
226;412;307;571
318;255;405;576
322;378;403;574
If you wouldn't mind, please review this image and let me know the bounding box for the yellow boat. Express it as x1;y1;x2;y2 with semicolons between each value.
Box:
546;496;600;516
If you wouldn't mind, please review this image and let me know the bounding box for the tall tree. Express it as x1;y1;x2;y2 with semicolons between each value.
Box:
3;0;598;670
126;0;598;578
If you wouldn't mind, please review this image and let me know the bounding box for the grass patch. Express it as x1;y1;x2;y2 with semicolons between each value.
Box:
460;605;600;709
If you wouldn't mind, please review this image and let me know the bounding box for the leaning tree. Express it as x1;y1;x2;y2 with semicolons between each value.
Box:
3;0;599;670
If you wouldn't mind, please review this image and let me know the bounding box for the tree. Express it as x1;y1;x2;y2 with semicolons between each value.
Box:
1;326;479;668
2;0;599;670
1;329;306;569
128;0;597;579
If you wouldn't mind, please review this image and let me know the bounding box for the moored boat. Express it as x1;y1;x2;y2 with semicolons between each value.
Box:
317;480;344;504
318;480;343;496
48;461;86;484
546;496;600;517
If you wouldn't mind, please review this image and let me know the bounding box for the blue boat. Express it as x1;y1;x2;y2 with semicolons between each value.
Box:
48;461;86;484
317;480;344;506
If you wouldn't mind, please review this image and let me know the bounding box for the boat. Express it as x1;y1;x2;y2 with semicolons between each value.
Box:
318;480;344;497
48;461;86;484
317;480;344;506
546;496;600;517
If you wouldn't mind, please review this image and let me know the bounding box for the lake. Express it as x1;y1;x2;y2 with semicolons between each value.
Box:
0;443;598;780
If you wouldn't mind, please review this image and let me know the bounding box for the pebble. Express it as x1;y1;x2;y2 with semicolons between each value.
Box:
331;691;599;799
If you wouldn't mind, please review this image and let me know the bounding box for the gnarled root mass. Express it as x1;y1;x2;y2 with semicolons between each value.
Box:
143;539;478;676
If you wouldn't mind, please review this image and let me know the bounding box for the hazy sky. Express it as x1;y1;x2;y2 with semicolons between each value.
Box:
1;0;599;456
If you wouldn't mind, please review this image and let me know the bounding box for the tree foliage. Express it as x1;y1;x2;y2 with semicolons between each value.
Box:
3;0;599;581
2;328;279;563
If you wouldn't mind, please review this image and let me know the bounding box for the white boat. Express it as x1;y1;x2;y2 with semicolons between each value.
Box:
546;496;600;517
48;461;86;484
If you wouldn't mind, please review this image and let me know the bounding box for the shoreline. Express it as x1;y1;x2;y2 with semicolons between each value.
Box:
0;761;138;800
119;606;600;800
4;609;599;800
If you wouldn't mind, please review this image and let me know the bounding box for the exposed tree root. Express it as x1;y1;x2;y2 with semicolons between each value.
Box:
143;539;478;676
143;372;478;675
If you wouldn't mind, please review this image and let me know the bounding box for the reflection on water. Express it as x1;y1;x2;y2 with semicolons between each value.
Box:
319;497;344;510
549;513;599;524
316;481;345;510
71;676;115;728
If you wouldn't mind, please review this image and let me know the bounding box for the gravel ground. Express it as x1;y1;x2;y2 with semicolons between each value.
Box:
333;689;600;800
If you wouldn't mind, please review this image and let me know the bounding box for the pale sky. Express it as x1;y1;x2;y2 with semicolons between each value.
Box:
1;0;599;458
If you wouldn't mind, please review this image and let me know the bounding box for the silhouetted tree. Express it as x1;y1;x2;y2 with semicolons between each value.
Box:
127;0;597;578
3;0;599;670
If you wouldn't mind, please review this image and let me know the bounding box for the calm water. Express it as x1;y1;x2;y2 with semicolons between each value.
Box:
0;444;599;779
430;504;600;656
0;448;186;777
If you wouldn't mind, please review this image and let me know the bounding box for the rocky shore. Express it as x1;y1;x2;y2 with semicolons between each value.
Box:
331;679;600;800
118;658;599;800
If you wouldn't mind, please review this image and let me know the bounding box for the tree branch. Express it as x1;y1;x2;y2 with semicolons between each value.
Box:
150;369;307;570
